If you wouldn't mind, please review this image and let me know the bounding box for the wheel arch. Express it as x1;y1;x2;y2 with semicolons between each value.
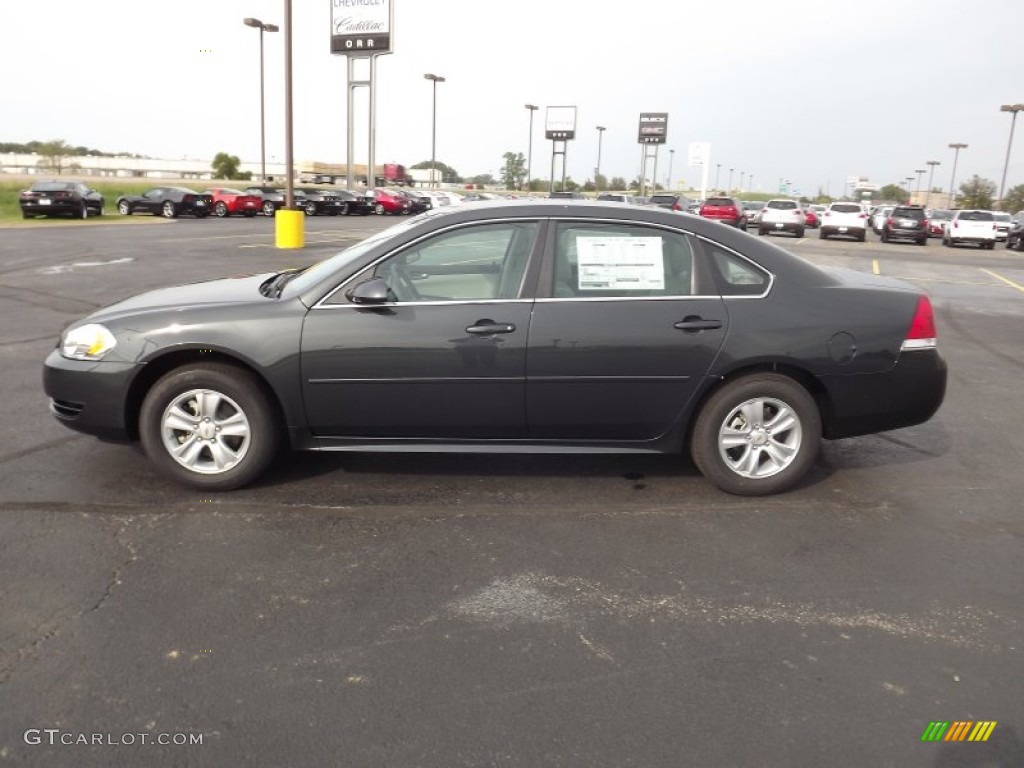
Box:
682;361;831;450
123;349;289;445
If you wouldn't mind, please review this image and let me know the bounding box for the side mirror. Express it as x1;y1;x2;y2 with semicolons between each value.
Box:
346;277;391;304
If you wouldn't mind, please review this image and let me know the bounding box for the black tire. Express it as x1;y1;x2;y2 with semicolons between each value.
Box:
340;202;349;216
214;201;229;218
858;232;866;242
262;201;276;217
139;363;280;491
794;227;805;238
304;202;317;217
819;230;827;240
162;201;178;219
78;201;88;220
917;237;927;245
95;204;104;217
690;373;822;496
986;241;995;250
758;227;767;236
880;231;889;243
118;200;132;216
374;203;386;215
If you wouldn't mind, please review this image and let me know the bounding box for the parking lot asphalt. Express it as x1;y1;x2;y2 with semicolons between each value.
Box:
1;215;1022;766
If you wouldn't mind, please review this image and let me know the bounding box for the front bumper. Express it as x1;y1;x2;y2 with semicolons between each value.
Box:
42;349;142;442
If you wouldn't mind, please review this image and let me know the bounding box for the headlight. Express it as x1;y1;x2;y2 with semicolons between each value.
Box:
61;323;117;360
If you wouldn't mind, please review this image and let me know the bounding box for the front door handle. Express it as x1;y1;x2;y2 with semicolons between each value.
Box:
674;316;723;332
466;321;516;335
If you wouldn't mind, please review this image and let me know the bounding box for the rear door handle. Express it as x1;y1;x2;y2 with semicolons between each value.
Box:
466;322;516;335
674;317;723;332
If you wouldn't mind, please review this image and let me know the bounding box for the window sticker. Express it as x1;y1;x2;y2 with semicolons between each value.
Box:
576;237;664;290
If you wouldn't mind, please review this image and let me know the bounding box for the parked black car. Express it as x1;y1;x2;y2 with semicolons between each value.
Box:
881;205;928;245
1007;220;1024;251
116;187;213;219
43;201;946;496
395;190;432;214
333;189;376;215
242;186;308;216
19;181;104;219
293;187;349;217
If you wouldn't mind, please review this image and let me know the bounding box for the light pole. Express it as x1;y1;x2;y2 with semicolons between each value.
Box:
925;160;940;208
667;149;675;191
715;163;721;190
595;126;606;192
243;17;279;183
948;143;967;209
524;104;538;192
905;178;914;203
728;167;734;192
914;169;926;204
739;170;745;193
749;173;754;193
998;104;1024;203
424;73;445;188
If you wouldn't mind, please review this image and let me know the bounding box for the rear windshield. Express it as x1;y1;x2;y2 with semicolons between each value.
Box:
831;204;862;213
767;200;798;210
893;208;925;219
31;182;75;191
958;211;994;221
993;212;1011;222
928;210;952;220
649;195;677;204
704;197;734;207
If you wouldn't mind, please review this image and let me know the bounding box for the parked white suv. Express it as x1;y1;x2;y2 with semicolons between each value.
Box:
820;202;868;242
943;209;997;249
758;199;805;237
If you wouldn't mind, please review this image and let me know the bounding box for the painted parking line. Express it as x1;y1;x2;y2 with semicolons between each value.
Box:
980;268;1024;294
872;259;881;275
884;275;998;287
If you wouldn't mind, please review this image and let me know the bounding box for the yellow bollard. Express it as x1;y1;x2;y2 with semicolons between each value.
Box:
274;208;305;249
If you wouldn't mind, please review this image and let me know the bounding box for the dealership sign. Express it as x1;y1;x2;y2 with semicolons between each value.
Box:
638;113;668;144
545;106;577;140
687;142;709;166
331;0;392;55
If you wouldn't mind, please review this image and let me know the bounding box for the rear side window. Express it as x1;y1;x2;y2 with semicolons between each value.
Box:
767;200;797;210
705;242;771;296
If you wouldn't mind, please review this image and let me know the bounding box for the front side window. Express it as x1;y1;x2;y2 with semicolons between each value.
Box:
353;222;538;303
552;222;694;298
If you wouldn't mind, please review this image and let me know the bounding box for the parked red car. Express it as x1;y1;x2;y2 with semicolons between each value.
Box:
804;209;819;229
203;188;263;218
698;196;746;227
371;188;412;215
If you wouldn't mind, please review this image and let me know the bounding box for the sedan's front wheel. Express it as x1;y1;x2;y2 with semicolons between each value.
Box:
118;200;132;215
690;373;821;496
162;201;178;219
139;364;280;491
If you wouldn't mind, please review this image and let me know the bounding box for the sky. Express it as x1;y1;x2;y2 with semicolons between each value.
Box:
2;0;1023;197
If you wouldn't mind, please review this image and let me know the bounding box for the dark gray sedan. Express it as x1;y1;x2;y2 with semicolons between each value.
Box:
43;201;947;495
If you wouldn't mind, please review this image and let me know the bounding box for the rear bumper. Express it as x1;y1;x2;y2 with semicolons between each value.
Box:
818;349;947;440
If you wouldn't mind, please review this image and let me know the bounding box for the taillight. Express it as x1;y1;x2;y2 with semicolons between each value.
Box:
858;213;867;219
671;203;682;210
902;295;937;351
887;217;894;227
953;220;958;228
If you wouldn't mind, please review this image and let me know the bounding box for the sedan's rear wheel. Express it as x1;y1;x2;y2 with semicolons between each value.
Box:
214;201;229;218
690;373;821;496
78;201;88;219
118;200;132;215
304;202;317;216
139;364;280;491
262;201;276;216
374;203;386;215
162;201;178;219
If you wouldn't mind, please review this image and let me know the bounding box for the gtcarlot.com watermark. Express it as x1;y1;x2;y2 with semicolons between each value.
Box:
24;729;203;746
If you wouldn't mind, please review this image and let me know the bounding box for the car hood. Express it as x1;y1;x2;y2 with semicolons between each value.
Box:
86;273;274;323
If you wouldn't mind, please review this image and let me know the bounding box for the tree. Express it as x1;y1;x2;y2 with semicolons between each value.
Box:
35;139;73;174
958;175;996;209
212;152;242;179
469;173;495;187
1000;183;1024;213
411;160;461;184
610;176;627;191
593;173;607;192
879;183;908;202
500;151;527;190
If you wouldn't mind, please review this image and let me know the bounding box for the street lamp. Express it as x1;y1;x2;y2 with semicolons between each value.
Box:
715;163;721;190
948;143;967;209
925;160;940;208
749;173;754;192
914;169;926;203
905;177;914;202
243;17;279;183
424;73;445;188
999;104;1024;203
739;170;745;192
524;104;538;192
728;167;734;192
595;126;606;192
667;148;675;191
